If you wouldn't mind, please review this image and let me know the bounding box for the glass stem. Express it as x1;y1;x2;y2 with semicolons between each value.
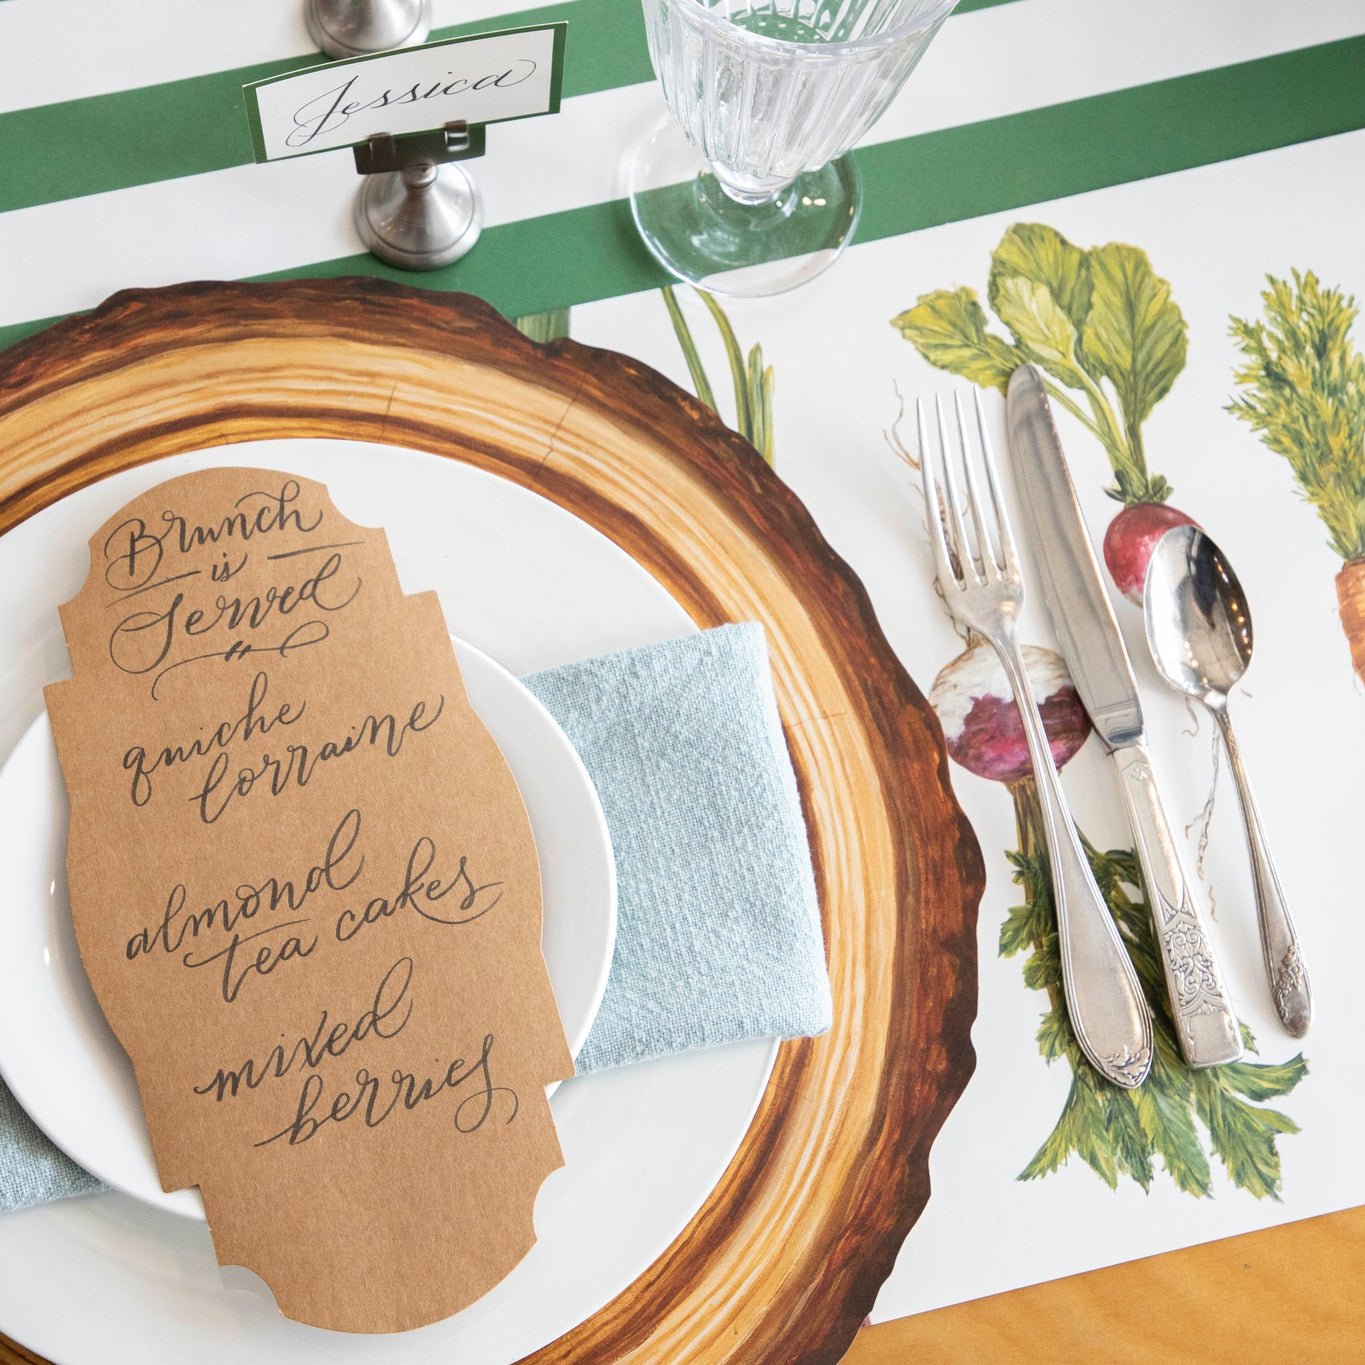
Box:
716;180;782;208
710;163;793;210
709;172;799;230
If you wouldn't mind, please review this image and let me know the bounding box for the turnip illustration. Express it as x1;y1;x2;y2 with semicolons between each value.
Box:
912;578;1306;1193
929;640;1090;782
893;222;1198;601
1229;270;1365;686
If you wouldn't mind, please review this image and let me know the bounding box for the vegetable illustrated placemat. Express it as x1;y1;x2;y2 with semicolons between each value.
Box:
547;126;1365;1325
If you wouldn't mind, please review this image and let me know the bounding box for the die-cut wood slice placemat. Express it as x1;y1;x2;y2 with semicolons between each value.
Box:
45;466;572;1333
0;279;984;1364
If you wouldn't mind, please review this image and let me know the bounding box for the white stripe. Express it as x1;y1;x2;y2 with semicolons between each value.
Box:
0;0;571;115
0;0;1360;330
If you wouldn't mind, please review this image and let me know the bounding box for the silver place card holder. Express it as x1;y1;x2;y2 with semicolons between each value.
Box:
305;0;432;60
352;120;486;270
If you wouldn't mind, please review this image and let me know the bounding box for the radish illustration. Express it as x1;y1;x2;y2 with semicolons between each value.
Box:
893;222;1199;602
1102;502;1200;604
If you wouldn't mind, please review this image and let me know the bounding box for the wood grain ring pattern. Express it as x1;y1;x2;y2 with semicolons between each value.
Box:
0;278;984;1365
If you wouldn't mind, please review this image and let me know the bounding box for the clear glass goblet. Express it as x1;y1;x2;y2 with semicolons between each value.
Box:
629;0;956;297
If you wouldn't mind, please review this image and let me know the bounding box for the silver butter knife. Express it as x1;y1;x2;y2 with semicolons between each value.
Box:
1005;365;1243;1068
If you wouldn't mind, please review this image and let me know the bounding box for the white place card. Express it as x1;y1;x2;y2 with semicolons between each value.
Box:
244;23;566;163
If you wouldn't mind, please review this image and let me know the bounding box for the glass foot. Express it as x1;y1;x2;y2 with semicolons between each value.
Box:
627;115;861;298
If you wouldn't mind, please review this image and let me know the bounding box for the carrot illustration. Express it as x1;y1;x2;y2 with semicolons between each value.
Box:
1228;271;1365;686
1342;567;1365;684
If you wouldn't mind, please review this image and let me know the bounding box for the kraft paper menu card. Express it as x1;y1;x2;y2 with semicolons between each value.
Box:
44;468;573;1333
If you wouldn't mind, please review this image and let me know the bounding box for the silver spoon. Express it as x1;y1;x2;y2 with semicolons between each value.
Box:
1143;525;1310;1037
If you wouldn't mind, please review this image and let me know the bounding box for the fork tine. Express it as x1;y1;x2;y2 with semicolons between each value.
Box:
934;395;978;584
954;391;1000;578
973;388;1020;577
915;399;959;588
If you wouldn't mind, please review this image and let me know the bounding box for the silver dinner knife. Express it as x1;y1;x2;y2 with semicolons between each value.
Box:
1005;365;1243;1068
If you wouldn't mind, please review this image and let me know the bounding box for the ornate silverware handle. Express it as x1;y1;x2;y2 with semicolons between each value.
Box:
996;645;1153;1087
1213;709;1312;1037
1111;743;1243;1066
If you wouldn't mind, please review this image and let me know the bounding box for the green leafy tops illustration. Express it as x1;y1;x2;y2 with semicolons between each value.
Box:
1004;784;1306;1198
1228;270;1365;562
893;222;1187;505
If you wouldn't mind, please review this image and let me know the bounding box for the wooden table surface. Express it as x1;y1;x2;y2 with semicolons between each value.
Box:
843;1205;1365;1362
6;1201;1364;1363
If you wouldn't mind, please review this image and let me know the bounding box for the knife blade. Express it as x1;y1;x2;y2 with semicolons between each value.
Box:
1005;367;1143;747
1005;364;1244;1068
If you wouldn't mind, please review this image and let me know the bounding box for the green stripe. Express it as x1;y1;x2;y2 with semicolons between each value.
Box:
3;33;1363;354
0;0;1009;214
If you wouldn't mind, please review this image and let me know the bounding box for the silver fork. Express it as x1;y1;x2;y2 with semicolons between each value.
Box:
919;392;1153;1089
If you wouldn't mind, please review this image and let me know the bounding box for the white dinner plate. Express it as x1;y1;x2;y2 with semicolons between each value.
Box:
0;439;777;1365
0;636;618;1221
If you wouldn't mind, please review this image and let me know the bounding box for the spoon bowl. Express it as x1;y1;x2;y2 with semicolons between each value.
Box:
1144;524;1252;707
